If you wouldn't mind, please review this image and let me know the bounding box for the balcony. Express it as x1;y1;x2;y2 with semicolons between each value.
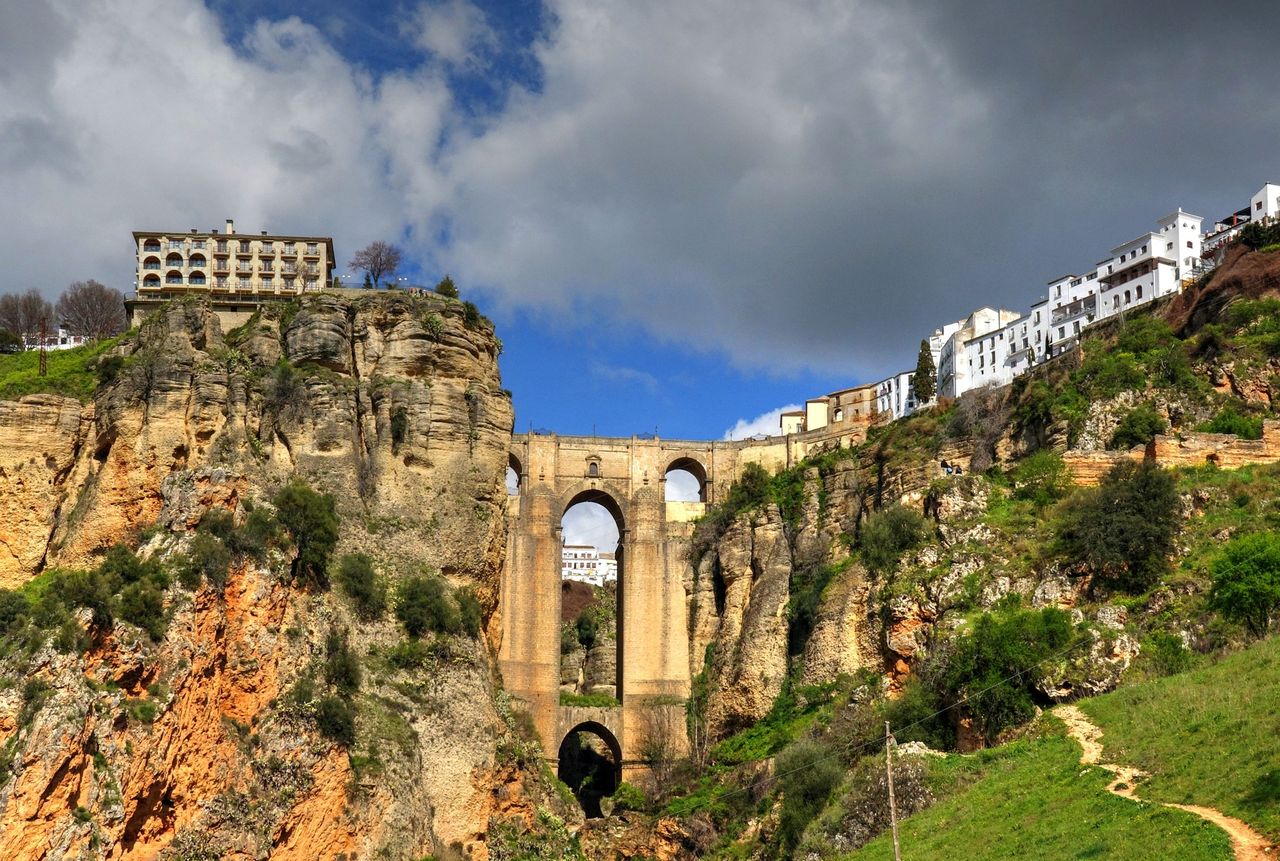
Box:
213;261;230;272
236;246;253;256
165;277;183;285
281;245;297;256
303;246;320;257
215;243;229;254
143;262;161;270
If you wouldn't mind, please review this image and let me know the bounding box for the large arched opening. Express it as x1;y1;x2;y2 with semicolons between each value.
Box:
558;721;621;818
560;490;624;703
664;457;708;502
506;452;522;496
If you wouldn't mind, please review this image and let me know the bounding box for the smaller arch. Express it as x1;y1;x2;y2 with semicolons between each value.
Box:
142;256;161;270
188;271;206;285
189;253;207;267
506;452;522;496
142;274;161;289
165;252;183;267
165;269;183;285
564;488;625;534
143;239;161;252
664;456;708;502
557;721;622;818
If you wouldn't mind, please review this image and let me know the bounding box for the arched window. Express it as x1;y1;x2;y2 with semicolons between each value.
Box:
143;239;161;252
587;461;599;477
165;269;183;285
506;453;522;496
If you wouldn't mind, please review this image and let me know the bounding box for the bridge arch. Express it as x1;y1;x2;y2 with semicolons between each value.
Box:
558;719;622;817
663;456;708;502
506;452;523;495
560;487;625;701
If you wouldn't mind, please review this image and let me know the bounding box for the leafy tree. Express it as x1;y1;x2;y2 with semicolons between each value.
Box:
55;280;126;339
574;611;597;649
0;289;53;341
395;574;460;637
1055;461;1179;593
1210;532;1280;637
1011;449;1072;508
348;240;403;286
272;480;339;589
858;504;930;576
336;553;386;620
934;607;1074;744
1108;403;1166;450
462;300;482;329
179;531;232;591
117;580;166;640
775;739;844;852
0;589;30;636
434;275;459;298
314;695;356;746
1198;406;1263;440
913;338;937;403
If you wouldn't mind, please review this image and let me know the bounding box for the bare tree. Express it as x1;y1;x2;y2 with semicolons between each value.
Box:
348;241;403;287
0;289;53;342
637;705;683;798
56;280;126;340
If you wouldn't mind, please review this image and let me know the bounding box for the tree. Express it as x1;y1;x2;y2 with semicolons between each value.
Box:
0;289;53;342
55;280;126;340
434;275;459;298
1055;460;1179;593
1210;532;1280;638
272;479;340;589
348;241;403;287
913;339;937;403
395;574;460;637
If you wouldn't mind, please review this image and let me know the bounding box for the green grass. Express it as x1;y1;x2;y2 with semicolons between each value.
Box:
849;726;1232;860
0;336;125;401
558;691;620;708
1080;635;1280;841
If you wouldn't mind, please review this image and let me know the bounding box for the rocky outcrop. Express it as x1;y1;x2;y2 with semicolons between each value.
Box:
0;293;530;859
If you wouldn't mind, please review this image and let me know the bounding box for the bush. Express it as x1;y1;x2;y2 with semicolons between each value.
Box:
1142;631;1193;677
1198;406;1264;440
611;781;649;813
1055;460;1179;593
1210;532;1280;638
395;575;460;638
390;407;409;446
462;301;483;329
456;587;482;638
386;638;431;669
932;607;1074;744
0;589;30;636
314;696;356;747
1010;450;1071;508
226;508;281;558
574;611;597;650
117;580;167;640
323;628;362;695
196;508;235;540
858;505;930;576
1108;403;1166;450
60;569;115;630
775;739;845;852
336;553;386;620
882;678;953;751
179;532;232;591
272;480;339;589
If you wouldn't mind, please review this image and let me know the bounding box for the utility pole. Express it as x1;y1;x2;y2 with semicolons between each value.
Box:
886;721;902;861
37;317;48;378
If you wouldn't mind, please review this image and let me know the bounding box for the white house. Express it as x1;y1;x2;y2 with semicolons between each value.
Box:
875;370;916;420
938;307;1022;399
1250;182;1280;224
22;326;90;352
561;544;617;587
1096;209;1202;321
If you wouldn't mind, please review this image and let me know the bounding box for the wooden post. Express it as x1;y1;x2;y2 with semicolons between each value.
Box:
37;317;48;378
886;721;902;861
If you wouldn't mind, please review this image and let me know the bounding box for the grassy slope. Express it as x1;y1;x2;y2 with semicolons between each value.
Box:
849;727;1231;860
0;336;123;401
1080;635;1280;840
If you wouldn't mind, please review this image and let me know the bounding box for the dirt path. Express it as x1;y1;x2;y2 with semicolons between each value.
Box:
1055;705;1275;861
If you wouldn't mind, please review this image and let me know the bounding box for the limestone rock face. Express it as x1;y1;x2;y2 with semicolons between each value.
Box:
701;507;792;739
801;562;877;685
0;294;537;860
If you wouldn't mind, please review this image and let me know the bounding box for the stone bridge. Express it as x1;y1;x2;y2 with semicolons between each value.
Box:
497;425;868;781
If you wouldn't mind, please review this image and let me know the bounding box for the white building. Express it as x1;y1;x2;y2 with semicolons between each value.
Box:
1096;209;1202;321
875;370;916;420
561;544;617;587
1250;182;1280;225
23;326;90;352
938;307;1022;399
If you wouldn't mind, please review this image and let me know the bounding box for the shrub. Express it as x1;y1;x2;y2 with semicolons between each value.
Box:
386;638;431;669
323;628;362;695
263;360;308;426
1108;403;1166;450
574;611;597;650
1198;406;1264;440
611;781;649;813
390;407;409;446
434;275;459;298
196;508;235;540
180;532;232;591
462;301;482;329
1010;449;1071;508
1142;631;1193;677
314;696;356;747
395;575;459;638
456;587;482;638
272;480;339;589
1055;460;1179;593
882;678;953;751
932;607;1074;744
0;589;30;636
117;581;167;640
858;505;929;576
1210;532;1280;638
226;508;281;558
98;544;162;588
336;553;386;620
60;569;115;629
775;739;844;852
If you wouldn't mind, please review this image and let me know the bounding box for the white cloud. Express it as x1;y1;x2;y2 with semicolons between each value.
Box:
561;500;619;552
404;0;495;66
589;362;659;395
722;403;800;441
664;468;701;501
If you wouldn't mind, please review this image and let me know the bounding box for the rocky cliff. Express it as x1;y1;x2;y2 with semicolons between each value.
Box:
0;294;573;860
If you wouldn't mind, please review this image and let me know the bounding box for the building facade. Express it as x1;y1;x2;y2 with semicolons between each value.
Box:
133;219;335;298
561;544;618;587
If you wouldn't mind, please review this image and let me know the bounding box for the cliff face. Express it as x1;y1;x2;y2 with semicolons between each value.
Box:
0;294;566;860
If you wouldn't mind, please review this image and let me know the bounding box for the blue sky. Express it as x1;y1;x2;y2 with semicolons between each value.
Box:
3;0;1278;442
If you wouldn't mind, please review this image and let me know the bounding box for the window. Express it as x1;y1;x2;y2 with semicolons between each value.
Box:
1167;242;1174;251
239;241;251;252
1258;201;1264;211
284;242;295;254
1136;285;1143;299
588;462;599;477
1058;326;1065;339
307;242;318;254
1186;240;1193;248
1073;321;1080;334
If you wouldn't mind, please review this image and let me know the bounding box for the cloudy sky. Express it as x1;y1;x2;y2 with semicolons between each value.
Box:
3;1;1279;444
